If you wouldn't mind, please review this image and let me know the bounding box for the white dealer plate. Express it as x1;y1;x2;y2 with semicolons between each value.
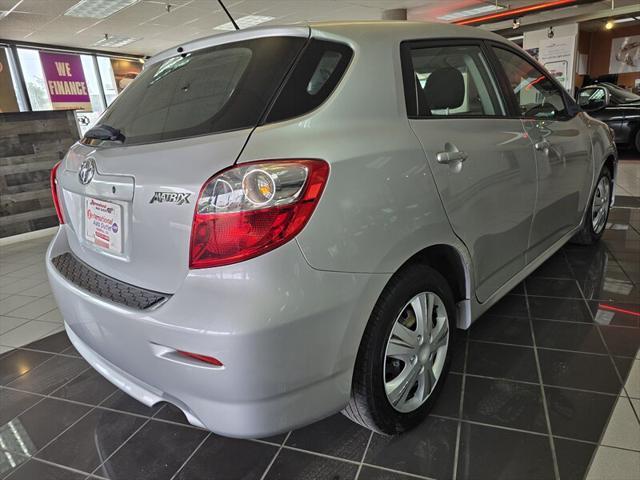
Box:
85;197;122;254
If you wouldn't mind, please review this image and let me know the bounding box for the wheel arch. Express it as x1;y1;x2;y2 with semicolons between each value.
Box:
395;243;472;329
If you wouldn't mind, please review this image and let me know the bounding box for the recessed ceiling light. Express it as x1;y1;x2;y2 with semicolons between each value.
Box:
214;15;275;31
92;35;141;47
437;4;504;22
65;0;139;19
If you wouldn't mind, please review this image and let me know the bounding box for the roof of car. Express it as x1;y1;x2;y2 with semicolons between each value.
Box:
148;20;510;67
310;20;507;42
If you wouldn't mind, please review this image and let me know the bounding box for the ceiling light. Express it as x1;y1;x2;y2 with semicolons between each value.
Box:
65;0;139;19
214;15;274;31
512;18;520;29
508;35;524;42
438;4;504;22
613;17;636;24
92;34;141;47
604;20;614;30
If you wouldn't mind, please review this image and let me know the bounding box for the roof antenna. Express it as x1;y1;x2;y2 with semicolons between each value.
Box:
217;0;239;30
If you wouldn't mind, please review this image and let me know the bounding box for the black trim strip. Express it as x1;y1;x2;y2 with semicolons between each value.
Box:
51;252;169;310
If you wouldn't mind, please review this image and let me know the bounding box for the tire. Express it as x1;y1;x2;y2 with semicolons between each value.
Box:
571;166;612;245
343;263;457;434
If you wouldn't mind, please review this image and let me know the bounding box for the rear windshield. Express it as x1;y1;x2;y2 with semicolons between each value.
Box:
87;36;306;146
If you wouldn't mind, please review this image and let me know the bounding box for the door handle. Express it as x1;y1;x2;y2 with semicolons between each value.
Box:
534;140;551;151
436;151;468;164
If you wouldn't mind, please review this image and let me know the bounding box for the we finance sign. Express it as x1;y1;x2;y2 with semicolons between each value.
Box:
40;52;91;111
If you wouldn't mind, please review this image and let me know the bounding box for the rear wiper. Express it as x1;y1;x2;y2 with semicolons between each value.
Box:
84;124;126;143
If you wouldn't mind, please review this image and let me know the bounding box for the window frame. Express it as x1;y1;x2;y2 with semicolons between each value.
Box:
400;38;510;120
485;41;581;121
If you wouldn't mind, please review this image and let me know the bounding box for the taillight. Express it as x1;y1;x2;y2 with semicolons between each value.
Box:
189;159;329;269
50;161;65;224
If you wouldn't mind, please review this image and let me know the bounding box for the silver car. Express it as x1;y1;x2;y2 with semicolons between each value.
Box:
47;21;617;438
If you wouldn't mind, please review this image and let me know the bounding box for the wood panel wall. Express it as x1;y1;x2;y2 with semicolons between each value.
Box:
577;25;640;89
0;110;79;238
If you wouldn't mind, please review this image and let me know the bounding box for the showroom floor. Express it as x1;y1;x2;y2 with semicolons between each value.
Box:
0;163;638;480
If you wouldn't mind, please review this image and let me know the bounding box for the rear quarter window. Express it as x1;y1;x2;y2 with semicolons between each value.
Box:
265;40;353;123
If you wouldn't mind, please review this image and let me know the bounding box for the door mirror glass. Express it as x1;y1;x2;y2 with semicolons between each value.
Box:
577;88;608;111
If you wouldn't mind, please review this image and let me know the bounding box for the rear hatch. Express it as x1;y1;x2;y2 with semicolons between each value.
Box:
57;31;309;294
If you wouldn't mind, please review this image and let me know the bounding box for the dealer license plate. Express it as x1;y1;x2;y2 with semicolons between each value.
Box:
84;197;122;254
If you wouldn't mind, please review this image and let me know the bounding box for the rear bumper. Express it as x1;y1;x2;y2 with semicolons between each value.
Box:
47;226;388;438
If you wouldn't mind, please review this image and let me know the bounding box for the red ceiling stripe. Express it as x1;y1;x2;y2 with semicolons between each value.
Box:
454;0;577;26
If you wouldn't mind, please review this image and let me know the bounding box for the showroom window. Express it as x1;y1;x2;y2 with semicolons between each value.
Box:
17;48;53;111
97;56;120;106
404;43;505;118
493;47;569;119
80;54;106;113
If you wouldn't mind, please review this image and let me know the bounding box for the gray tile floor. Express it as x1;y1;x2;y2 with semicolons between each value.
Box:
0;163;638;480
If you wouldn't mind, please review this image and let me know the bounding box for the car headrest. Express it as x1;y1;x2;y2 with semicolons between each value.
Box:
424;67;464;110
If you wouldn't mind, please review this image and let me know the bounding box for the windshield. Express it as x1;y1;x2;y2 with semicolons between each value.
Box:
89;36;306;146
604;83;640;104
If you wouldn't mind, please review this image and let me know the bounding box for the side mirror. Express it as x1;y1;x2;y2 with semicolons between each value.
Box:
578;87;610;112
583;98;607;112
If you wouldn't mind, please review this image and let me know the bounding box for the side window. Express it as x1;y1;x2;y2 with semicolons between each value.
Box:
493;47;569;120
265;40;353;123
405;44;505;118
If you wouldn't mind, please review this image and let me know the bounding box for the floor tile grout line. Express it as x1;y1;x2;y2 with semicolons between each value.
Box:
451;329;469;480
497;290;640;305
168;431;212;480
489;313;640;330
7;375;636;460
523;278;561;480
90;417;152;477
1;346;81;359
575;276;640;426
566;249;640;475
353;430;373;480
602;240;638;286
2;454;107;480
259;431;291;480
358;463;436;480
0;317;33;339
0;364;100;477
0;384;211;432
4;351;84;390
1;293;58;320
463;367;623;396
29;407;98;468
468;338;618;357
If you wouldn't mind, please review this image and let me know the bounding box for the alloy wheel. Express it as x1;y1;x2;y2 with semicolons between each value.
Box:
592;176;610;235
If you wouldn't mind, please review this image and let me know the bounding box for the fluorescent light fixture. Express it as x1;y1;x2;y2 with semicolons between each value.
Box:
214;15;275;31
613;17;636;24
92;35;140;47
65;0;139;19
508;35;524;41
438;4;504;21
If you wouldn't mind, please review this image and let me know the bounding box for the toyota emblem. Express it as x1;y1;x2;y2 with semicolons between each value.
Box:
78;159;96;185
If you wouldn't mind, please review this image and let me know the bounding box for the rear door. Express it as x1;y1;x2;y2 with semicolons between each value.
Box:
403;40;537;302
57;34;309;294
490;45;592;260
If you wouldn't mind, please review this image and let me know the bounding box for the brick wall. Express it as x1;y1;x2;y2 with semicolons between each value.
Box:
0;110;79;238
